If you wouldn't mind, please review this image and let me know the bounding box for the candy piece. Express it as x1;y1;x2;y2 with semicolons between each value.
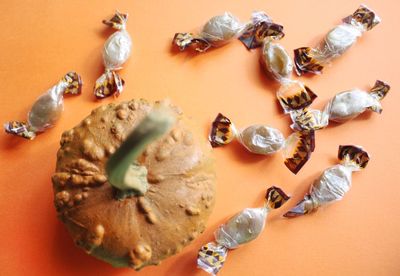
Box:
209;113;315;174
239;11;284;50
261;40;293;80
197;187;289;274
4;72;82;140
284;145;369;217
173;12;245;52
294;5;381;75
290;80;390;130
95;11;131;98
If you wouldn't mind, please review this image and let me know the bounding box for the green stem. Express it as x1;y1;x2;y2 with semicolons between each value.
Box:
106;107;175;198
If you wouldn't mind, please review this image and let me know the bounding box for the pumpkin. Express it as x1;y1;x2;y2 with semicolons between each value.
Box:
52;99;216;269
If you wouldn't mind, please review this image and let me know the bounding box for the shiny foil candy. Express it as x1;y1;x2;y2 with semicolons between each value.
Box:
209;113;315;174
284;145;370;217
94;11;132;99
294;5;381;75
290;80;390;131
4;72;82;139
173;12;245;52
197;187;289;275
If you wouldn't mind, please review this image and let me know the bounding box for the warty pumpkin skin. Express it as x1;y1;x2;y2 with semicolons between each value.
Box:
52;99;216;270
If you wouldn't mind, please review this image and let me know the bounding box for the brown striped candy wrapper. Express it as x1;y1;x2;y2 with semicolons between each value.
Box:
239;11;284;50
277;79;318;113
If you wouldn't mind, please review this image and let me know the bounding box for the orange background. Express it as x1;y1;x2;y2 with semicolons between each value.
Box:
1;0;399;275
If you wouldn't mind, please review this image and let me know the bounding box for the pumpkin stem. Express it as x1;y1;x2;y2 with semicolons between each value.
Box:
106;106;176;198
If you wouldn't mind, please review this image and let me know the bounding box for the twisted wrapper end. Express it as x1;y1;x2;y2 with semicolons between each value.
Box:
368;80;390;113
94;70;124;99
239;11;284;50
4;121;36;140
277;80;318;113
265;186;290;210
102;11;128;30
62;72;83;95
283;194;317;218
343;4;381;31
283;130;315;174
208;113;237;147
289;106;330;131
338;145;370;170
197;242;228;275
294;47;325;75
173;32;211;52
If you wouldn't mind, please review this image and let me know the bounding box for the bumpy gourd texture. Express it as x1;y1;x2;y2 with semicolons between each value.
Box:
52;99;216;270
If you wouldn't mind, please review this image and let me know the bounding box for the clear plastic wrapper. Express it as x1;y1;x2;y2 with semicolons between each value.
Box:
294;5;381;75
4;72;82;140
289;80;390;131
173;12;246;52
94;11;132;99
283;145;370;217
238;11;284;50
197;187;289;275
209;113;315;174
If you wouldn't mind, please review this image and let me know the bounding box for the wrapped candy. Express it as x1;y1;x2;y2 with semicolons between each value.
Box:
209;113;315;174
94;11;132;99
173;12;246;52
173;11;283;52
4;72;82;140
197;186;289;275
289;80;390;131
283;145;369;217
294;5;381;75
238;11;284;50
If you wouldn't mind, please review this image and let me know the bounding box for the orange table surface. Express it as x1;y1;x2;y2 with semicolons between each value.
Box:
1;0;399;275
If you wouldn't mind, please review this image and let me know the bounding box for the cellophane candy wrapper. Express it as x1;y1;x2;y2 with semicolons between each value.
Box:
294;5;381;75
173;12;246;52
238;11;284;50
197;187;289;275
94;11;132;99
209;113;315;174
4;72;82;140
283;145;369;217
289;80;390;131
